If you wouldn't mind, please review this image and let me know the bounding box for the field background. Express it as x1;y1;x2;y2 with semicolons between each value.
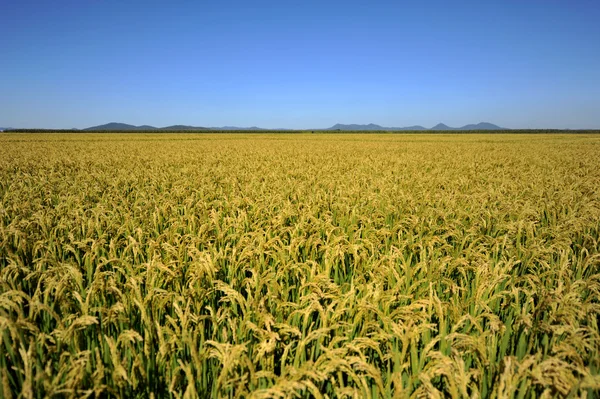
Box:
1;133;599;398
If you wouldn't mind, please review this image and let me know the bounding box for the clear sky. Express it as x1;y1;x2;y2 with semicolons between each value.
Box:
1;0;599;129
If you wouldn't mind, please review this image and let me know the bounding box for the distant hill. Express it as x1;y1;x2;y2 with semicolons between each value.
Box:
327;123;427;131
328;123;384;131
459;122;506;130
82;121;506;131
401;125;428;130
84;122;211;131
429;122;507;130
0;127;13;131
219;126;265;130
84;122;267;131
83;123;155;131
327;122;506;131
159;125;209;131
431;123;453;130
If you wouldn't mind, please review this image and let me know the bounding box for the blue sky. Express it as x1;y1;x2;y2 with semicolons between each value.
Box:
1;0;599;129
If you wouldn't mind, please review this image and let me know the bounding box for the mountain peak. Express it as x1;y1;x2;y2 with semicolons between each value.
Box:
84;122;154;131
326;122;505;131
83;122;266;131
329;123;385;131
80;121;506;132
460;122;507;130
431;123;451;130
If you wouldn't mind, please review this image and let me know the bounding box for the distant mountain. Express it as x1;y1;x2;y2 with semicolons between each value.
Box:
327;123;385;131
431;123;453;130
0;127;13;131
83;121;506;131
327;122;506;131
83;123;155;131
217;126;265;130
459;122;506;130
159;125;209;131
84;122;266;131
84;122;211;131
430;122;506;130
326;123;427;131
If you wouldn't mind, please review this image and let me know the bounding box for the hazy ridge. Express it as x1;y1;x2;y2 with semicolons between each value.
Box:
81;121;507;131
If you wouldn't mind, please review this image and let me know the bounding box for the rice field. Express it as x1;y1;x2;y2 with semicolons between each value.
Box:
1;133;599;398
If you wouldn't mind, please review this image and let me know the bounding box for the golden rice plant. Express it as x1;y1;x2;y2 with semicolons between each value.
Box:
0;133;599;398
